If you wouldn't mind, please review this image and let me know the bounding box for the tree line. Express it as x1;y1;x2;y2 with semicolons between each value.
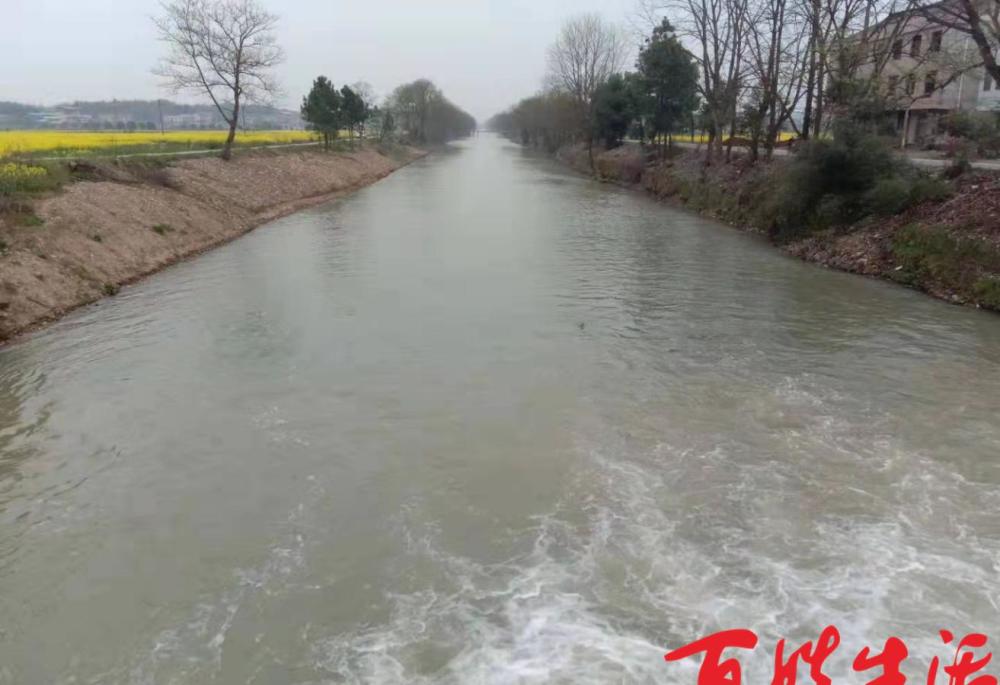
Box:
300;77;476;148
153;0;475;160
489;14;699;164
491;0;1000;166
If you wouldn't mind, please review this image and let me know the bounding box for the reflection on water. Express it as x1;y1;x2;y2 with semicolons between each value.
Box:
1;135;999;684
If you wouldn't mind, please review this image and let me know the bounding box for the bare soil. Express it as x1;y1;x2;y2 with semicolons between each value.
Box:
0;145;425;343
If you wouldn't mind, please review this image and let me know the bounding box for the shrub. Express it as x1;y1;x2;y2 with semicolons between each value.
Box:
940;111;1000;157
866;174;952;216
941;111;997;140
760;120;960;239
943;155;972;179
762;122;903;239
974;278;1000;309
908;175;953;204
814;194;867;227
0;239;8;255
893;224;1000;307
866;177;913;216
151;223;173;235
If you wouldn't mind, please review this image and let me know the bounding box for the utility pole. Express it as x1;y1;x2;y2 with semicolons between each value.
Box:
158;99;164;135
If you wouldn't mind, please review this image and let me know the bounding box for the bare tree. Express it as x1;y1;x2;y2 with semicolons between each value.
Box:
798;0;913;137
744;0;811;160
919;0;1000;88
154;0;283;160
547;14;631;107
546;13;629;167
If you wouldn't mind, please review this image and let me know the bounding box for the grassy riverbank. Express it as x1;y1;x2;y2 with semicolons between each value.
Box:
557;143;1000;313
0;143;424;342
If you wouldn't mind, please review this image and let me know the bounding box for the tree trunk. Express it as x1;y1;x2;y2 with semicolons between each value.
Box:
725;110;738;163
705;125;717;168
801;0;820;142
961;0;1000;87
222;96;240;161
813;68;825;138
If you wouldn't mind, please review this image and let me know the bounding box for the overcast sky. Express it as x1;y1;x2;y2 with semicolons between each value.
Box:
2;0;640;122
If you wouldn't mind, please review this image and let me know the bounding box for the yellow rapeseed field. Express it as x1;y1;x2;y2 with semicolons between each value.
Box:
0;162;50;193
670;131;799;143
0;129;319;158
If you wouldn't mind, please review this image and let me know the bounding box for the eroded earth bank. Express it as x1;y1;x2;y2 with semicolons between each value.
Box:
0;145;424;342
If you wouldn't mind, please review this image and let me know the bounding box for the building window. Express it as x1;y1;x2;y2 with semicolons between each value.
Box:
892;39;903;59
925;71;937;95
888;75;899;95
911;34;923;58
931;30;943;52
905;74;917;95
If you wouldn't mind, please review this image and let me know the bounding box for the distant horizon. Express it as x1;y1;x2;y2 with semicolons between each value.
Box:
3;0;636;123
2;98;301;112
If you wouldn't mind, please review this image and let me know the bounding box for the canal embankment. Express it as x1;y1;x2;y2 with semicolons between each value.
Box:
0;144;425;342
556;142;1000;313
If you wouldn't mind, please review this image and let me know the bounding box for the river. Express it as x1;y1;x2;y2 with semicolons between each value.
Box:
2;135;1000;683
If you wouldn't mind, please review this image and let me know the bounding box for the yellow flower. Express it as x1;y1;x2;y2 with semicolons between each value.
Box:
0;130;317;157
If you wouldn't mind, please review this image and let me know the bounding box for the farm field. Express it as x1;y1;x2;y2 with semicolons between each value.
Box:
0;129;320;159
669;131;799;143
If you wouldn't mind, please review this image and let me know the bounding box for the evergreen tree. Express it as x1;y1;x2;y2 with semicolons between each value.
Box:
340;85;368;140
592;74;639;149
301;76;342;149
636;19;699;156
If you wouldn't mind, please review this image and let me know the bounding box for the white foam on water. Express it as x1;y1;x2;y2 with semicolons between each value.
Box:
306;443;744;684
107;485;318;685
306;376;1000;684
97;375;1000;684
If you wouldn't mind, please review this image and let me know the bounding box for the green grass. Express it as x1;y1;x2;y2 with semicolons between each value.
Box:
892;224;1000;308
151;223;174;236
973;277;1000;309
0;162;68;196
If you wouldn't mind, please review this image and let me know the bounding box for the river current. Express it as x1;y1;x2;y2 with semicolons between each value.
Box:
2;135;1000;683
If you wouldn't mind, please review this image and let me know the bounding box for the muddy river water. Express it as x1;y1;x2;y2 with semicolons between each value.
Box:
2;135;1000;683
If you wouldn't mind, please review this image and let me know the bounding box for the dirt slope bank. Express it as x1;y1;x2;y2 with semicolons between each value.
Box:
0;145;424;342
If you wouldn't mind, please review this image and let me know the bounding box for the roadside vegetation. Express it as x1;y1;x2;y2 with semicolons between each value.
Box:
488;3;1000;311
0;162;68;227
